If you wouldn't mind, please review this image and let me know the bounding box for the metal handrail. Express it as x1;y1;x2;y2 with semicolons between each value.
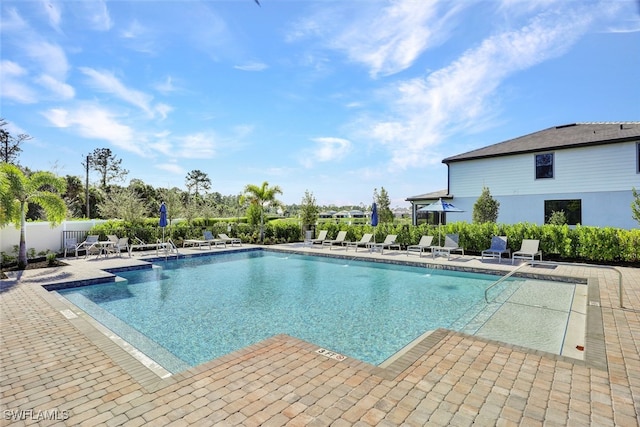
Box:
484;262;530;303
484;260;625;307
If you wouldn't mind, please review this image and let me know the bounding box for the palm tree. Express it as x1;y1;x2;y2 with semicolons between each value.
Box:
241;181;283;243
0;163;67;268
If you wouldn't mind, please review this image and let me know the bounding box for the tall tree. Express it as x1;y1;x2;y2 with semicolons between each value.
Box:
241;181;283;242
97;187;148;224
374;187;394;223
185;169;211;200
84;148;129;189
0;119;31;164
0;164;67;268
299;190;319;230
472;186;500;223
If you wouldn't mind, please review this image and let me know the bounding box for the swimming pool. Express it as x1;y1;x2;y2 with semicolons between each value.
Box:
57;250;571;373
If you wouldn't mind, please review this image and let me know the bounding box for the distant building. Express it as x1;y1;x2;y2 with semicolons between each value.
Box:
407;122;640;229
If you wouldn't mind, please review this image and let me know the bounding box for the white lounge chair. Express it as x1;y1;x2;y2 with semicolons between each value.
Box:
309;230;328;245
322;231;347;249
218;233;242;246
183;231;226;249
368;234;400;254
130;237;174;255
512;239;542;265
106;237;130;257
481;236;510;263
345;233;373;252
432;234;464;260
406;236;434;257
78;235;100;258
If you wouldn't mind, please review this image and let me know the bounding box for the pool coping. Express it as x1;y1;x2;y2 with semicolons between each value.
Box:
33;245;607;393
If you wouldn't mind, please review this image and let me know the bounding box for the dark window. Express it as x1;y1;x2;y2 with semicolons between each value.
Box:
637;142;640;173
544;199;582;225
535;153;554;179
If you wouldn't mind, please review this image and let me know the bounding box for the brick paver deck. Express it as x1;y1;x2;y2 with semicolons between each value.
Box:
1;244;638;426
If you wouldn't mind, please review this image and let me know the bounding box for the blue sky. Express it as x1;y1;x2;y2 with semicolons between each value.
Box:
2;0;639;208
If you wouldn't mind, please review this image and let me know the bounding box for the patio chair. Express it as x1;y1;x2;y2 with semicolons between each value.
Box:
183;231;226;249
512;239;542;265
481;236;510;263
432;233;464;260
77;235;100;258
106;237;130;257
218;233;242;246
106;234;119;244
345;233;373;252
368;234;400;254
309;230;328;245
406;235;434;257
321;231;347;249
63;237;79;258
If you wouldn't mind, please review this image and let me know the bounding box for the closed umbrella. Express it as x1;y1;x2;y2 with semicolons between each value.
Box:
371;202;378;244
159;201;168;244
417;198;463;246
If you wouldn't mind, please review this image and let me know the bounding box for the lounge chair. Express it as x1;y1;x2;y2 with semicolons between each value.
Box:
63;237;79;258
309;230;328;245
481;236;510;263
345;233;373;252
218;233;242;246
77;235;100;258
368;234;400;254
130;237;175;255
406;236;435;257
432;233;464;260
183;231;226;249
512;239;542;265
322;231;347;249
106;237;130;257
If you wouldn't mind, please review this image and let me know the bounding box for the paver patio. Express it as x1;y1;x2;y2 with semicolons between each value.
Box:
1;244;638;426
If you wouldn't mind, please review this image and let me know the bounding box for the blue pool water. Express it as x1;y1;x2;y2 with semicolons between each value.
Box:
58;250;516;372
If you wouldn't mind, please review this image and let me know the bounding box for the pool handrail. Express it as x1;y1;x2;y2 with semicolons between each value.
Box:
484;260;624;308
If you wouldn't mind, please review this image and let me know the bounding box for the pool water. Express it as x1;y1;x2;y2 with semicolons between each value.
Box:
59;250;523;372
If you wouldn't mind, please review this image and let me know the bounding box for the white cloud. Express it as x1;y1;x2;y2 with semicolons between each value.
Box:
156;163;185;175
79;67;156;116
79;0;112;31
40;0;62;32
42;105;144;155
36;74;74;99
175;133;217;159
300;137;351;168
234;62;268;72
364;6;595;169
289;1;464;78
0;60;37;103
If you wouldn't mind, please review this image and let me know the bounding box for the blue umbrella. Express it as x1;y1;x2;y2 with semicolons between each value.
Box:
159;202;168;243
417;198;464;246
371;202;378;244
371;202;378;227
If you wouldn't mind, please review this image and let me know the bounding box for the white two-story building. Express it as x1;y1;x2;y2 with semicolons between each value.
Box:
408;122;640;229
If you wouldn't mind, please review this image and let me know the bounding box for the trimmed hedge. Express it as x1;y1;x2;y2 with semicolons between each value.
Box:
89;220;639;264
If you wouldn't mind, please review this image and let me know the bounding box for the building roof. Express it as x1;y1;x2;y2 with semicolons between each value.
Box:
406;189;451;202
443;122;640;164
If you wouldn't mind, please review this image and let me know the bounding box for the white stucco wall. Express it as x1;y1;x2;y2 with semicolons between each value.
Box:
0;220;105;256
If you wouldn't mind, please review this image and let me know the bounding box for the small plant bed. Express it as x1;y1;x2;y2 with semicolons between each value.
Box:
1;257;69;279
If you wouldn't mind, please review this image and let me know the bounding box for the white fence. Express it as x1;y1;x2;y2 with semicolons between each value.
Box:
0;220;107;256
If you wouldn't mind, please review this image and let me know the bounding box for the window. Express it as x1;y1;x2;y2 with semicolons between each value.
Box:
637;142;640;174
535;153;554;179
544;199;582;225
